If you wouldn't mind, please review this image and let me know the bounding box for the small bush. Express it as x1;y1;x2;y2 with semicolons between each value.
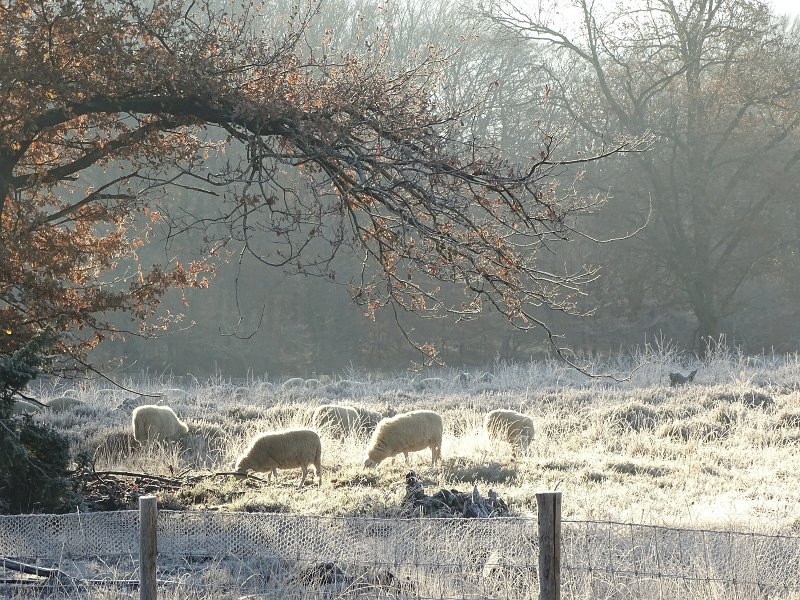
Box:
656;418;728;442
606;460;671;478
0;415;83;513
0;334;83;513
704;386;774;409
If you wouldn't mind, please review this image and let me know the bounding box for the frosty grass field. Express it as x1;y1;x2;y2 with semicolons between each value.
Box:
27;345;800;534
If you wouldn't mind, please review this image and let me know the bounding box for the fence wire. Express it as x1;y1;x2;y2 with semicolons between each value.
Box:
562;519;800;599
1;511;799;599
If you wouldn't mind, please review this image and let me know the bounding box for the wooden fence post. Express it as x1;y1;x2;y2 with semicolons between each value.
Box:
139;495;158;600
536;491;561;600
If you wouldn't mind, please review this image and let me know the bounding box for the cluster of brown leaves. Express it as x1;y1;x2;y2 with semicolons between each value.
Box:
0;0;639;367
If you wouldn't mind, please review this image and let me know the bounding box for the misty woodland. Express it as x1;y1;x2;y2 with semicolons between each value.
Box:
1;0;800;598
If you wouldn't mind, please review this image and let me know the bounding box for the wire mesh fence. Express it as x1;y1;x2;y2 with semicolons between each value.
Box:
561;519;800;599
1;508;799;599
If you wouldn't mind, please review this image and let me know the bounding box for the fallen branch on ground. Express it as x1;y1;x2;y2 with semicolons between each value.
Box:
403;470;509;518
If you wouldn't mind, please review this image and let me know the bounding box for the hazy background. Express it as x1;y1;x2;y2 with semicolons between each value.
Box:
89;0;800;377
770;0;800;17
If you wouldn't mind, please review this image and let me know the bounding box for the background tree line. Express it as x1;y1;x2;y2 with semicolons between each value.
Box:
87;0;800;377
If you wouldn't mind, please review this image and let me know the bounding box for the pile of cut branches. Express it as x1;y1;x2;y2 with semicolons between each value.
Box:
402;471;509;518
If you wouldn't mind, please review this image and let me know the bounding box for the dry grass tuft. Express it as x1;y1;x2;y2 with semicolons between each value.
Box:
656;418;729;441
601;401;661;432
776;408;800;428
605;460;673;478
441;457;518;484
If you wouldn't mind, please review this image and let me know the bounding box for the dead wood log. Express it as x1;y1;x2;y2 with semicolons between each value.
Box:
402;471;509;518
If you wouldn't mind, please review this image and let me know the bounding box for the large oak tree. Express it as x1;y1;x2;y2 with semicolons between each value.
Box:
0;0;639;369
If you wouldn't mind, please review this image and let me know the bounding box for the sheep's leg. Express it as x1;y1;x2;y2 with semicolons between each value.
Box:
403;452;409;464
298;465;308;489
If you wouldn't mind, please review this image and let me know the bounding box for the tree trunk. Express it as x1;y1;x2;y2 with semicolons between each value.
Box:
690;280;720;357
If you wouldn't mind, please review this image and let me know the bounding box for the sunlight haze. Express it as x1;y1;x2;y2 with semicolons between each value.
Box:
769;0;800;17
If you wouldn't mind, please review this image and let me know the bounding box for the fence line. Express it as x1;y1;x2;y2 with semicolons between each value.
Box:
1;496;799;599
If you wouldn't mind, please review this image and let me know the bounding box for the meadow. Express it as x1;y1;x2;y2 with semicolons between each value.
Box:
27;345;800;535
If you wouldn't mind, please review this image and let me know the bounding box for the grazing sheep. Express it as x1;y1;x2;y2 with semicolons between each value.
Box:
354;407;383;433
131;405;189;443
313;404;360;437
364;410;443;468
234;429;322;488
313;405;383;437
46;397;83;412
282;377;306;391
484;409;534;450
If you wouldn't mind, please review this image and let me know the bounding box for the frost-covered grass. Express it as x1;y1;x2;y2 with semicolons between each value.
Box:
27;347;800;532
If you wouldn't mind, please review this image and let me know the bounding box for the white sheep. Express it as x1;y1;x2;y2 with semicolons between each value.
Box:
131;405;189;442
46;397;83;412
234;429;322;488
312;405;383;437
364;410;443;468
484;409;534;450
312;404;360;437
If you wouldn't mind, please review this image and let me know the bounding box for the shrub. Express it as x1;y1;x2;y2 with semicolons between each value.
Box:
0;335;83;513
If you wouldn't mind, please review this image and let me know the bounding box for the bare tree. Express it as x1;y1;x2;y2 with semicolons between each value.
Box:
482;0;800;353
0;0;645;371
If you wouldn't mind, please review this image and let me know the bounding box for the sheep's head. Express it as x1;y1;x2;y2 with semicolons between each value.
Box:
234;455;252;473
364;457;377;468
